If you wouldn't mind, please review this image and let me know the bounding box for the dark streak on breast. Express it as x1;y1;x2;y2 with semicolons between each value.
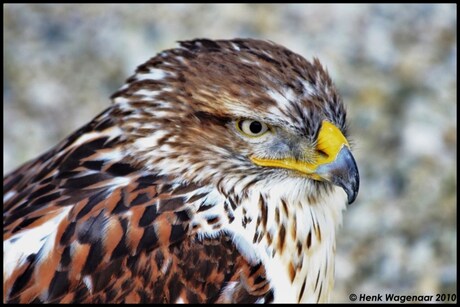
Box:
259;194;268;230
298;278;307;302
306;231;312;249
278;225;286;254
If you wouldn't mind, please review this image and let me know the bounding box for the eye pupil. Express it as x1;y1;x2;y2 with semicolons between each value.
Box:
249;121;263;134
236;119;269;137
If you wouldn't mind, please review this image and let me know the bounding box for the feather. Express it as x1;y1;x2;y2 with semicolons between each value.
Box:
4;38;358;303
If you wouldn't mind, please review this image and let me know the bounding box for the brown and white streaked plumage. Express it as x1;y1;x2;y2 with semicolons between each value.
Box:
3;38;359;303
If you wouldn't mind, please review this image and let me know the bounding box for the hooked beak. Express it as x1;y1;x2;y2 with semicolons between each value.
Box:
315;144;359;204
251;121;360;204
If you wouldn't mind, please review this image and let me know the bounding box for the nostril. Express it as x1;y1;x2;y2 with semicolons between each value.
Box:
316;149;329;158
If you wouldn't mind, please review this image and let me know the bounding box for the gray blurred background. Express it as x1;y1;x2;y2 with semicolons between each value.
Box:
3;4;457;303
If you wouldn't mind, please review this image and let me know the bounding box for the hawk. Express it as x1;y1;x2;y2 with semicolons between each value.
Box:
3;38;359;303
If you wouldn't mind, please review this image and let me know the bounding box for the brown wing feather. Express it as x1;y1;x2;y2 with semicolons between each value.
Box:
3;108;273;303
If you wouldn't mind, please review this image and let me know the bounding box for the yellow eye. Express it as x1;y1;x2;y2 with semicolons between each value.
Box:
236;119;269;137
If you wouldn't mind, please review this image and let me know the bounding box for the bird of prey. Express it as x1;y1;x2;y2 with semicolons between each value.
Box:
3;38;359;303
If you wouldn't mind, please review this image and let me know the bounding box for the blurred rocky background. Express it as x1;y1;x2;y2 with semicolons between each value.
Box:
3;4;456;303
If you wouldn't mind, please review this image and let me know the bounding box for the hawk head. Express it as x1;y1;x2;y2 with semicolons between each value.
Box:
112;38;359;204
3;38;360;304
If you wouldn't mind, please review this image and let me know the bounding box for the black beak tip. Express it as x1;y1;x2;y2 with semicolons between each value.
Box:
345;174;359;205
317;145;360;205
339;157;359;205
346;155;360;205
332;170;359;205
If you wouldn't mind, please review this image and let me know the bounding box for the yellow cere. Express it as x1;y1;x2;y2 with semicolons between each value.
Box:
250;120;349;176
